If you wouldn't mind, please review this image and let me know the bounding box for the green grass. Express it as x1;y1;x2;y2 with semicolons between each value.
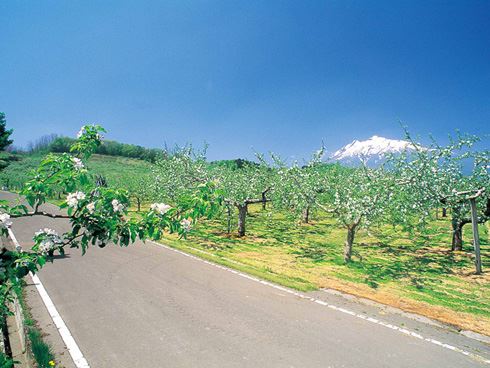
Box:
86;154;152;186
0;352;15;368
26;328;55;368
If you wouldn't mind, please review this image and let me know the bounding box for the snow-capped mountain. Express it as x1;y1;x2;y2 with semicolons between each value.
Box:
331;135;416;162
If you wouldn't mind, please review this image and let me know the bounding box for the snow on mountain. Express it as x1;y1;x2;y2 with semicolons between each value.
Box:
331;135;416;162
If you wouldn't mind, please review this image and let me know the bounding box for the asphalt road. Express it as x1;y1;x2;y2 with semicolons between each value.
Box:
2;191;489;367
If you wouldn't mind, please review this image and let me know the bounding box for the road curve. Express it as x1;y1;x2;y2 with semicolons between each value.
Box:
2;192;489;368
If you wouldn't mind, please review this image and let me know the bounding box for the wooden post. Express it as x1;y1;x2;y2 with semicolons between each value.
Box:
469;198;482;274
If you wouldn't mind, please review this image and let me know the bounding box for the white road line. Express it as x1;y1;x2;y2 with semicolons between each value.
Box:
30;274;90;368
149;240;490;366
8;228;90;368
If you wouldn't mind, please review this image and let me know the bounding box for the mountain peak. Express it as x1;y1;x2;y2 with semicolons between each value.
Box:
331;135;415;162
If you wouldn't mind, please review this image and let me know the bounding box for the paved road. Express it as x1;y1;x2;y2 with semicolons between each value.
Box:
2;192;489;367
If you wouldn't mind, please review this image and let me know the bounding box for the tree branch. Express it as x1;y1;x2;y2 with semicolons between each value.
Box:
244;198;271;205
10;211;70;219
452;188;486;199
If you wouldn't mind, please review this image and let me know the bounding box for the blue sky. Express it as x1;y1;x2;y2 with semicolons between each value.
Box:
1;1;489;160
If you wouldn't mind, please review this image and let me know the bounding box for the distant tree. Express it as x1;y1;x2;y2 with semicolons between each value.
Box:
49;136;75;153
389;132;490;251
0;113;13;151
209;158;259;170
47;137;164;162
27;134;58;153
269;149;327;224
211;160;273;237
270;146;396;263
152;146;209;203
115;175;153;212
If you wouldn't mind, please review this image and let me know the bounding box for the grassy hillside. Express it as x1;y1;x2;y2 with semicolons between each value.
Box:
0;153;152;191
85;154;153;186
0;153;44;190
3;152;489;335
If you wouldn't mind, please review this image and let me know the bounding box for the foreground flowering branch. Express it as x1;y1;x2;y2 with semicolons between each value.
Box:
0;124;220;317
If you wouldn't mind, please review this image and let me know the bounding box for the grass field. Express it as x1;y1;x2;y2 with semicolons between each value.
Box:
3;153;490;335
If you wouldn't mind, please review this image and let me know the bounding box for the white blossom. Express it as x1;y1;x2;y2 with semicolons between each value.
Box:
35;228;58;237
72;157;84;170
180;218;192;232
86;202;96;214
0;213;12;228
112;199;124;213
39;240;55;253
76;127;86;138
35;228;63;254
150;203;172;215
66;191;86;208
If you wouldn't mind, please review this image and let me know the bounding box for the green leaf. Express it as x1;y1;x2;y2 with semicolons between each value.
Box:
37;256;46;267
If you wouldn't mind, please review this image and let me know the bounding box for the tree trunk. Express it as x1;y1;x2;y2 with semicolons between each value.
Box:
451;206;463;251
442;207;447;217
451;222;463;251
302;206;310;224
261;188;270;210
343;225;356;263
226;204;232;234
237;204;248;237
136;197;141;212
450;205;472;251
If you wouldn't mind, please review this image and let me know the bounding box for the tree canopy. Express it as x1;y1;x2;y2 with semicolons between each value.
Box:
0;112;13;151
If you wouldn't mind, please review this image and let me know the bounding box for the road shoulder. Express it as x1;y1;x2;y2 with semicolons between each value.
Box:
23;275;75;368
